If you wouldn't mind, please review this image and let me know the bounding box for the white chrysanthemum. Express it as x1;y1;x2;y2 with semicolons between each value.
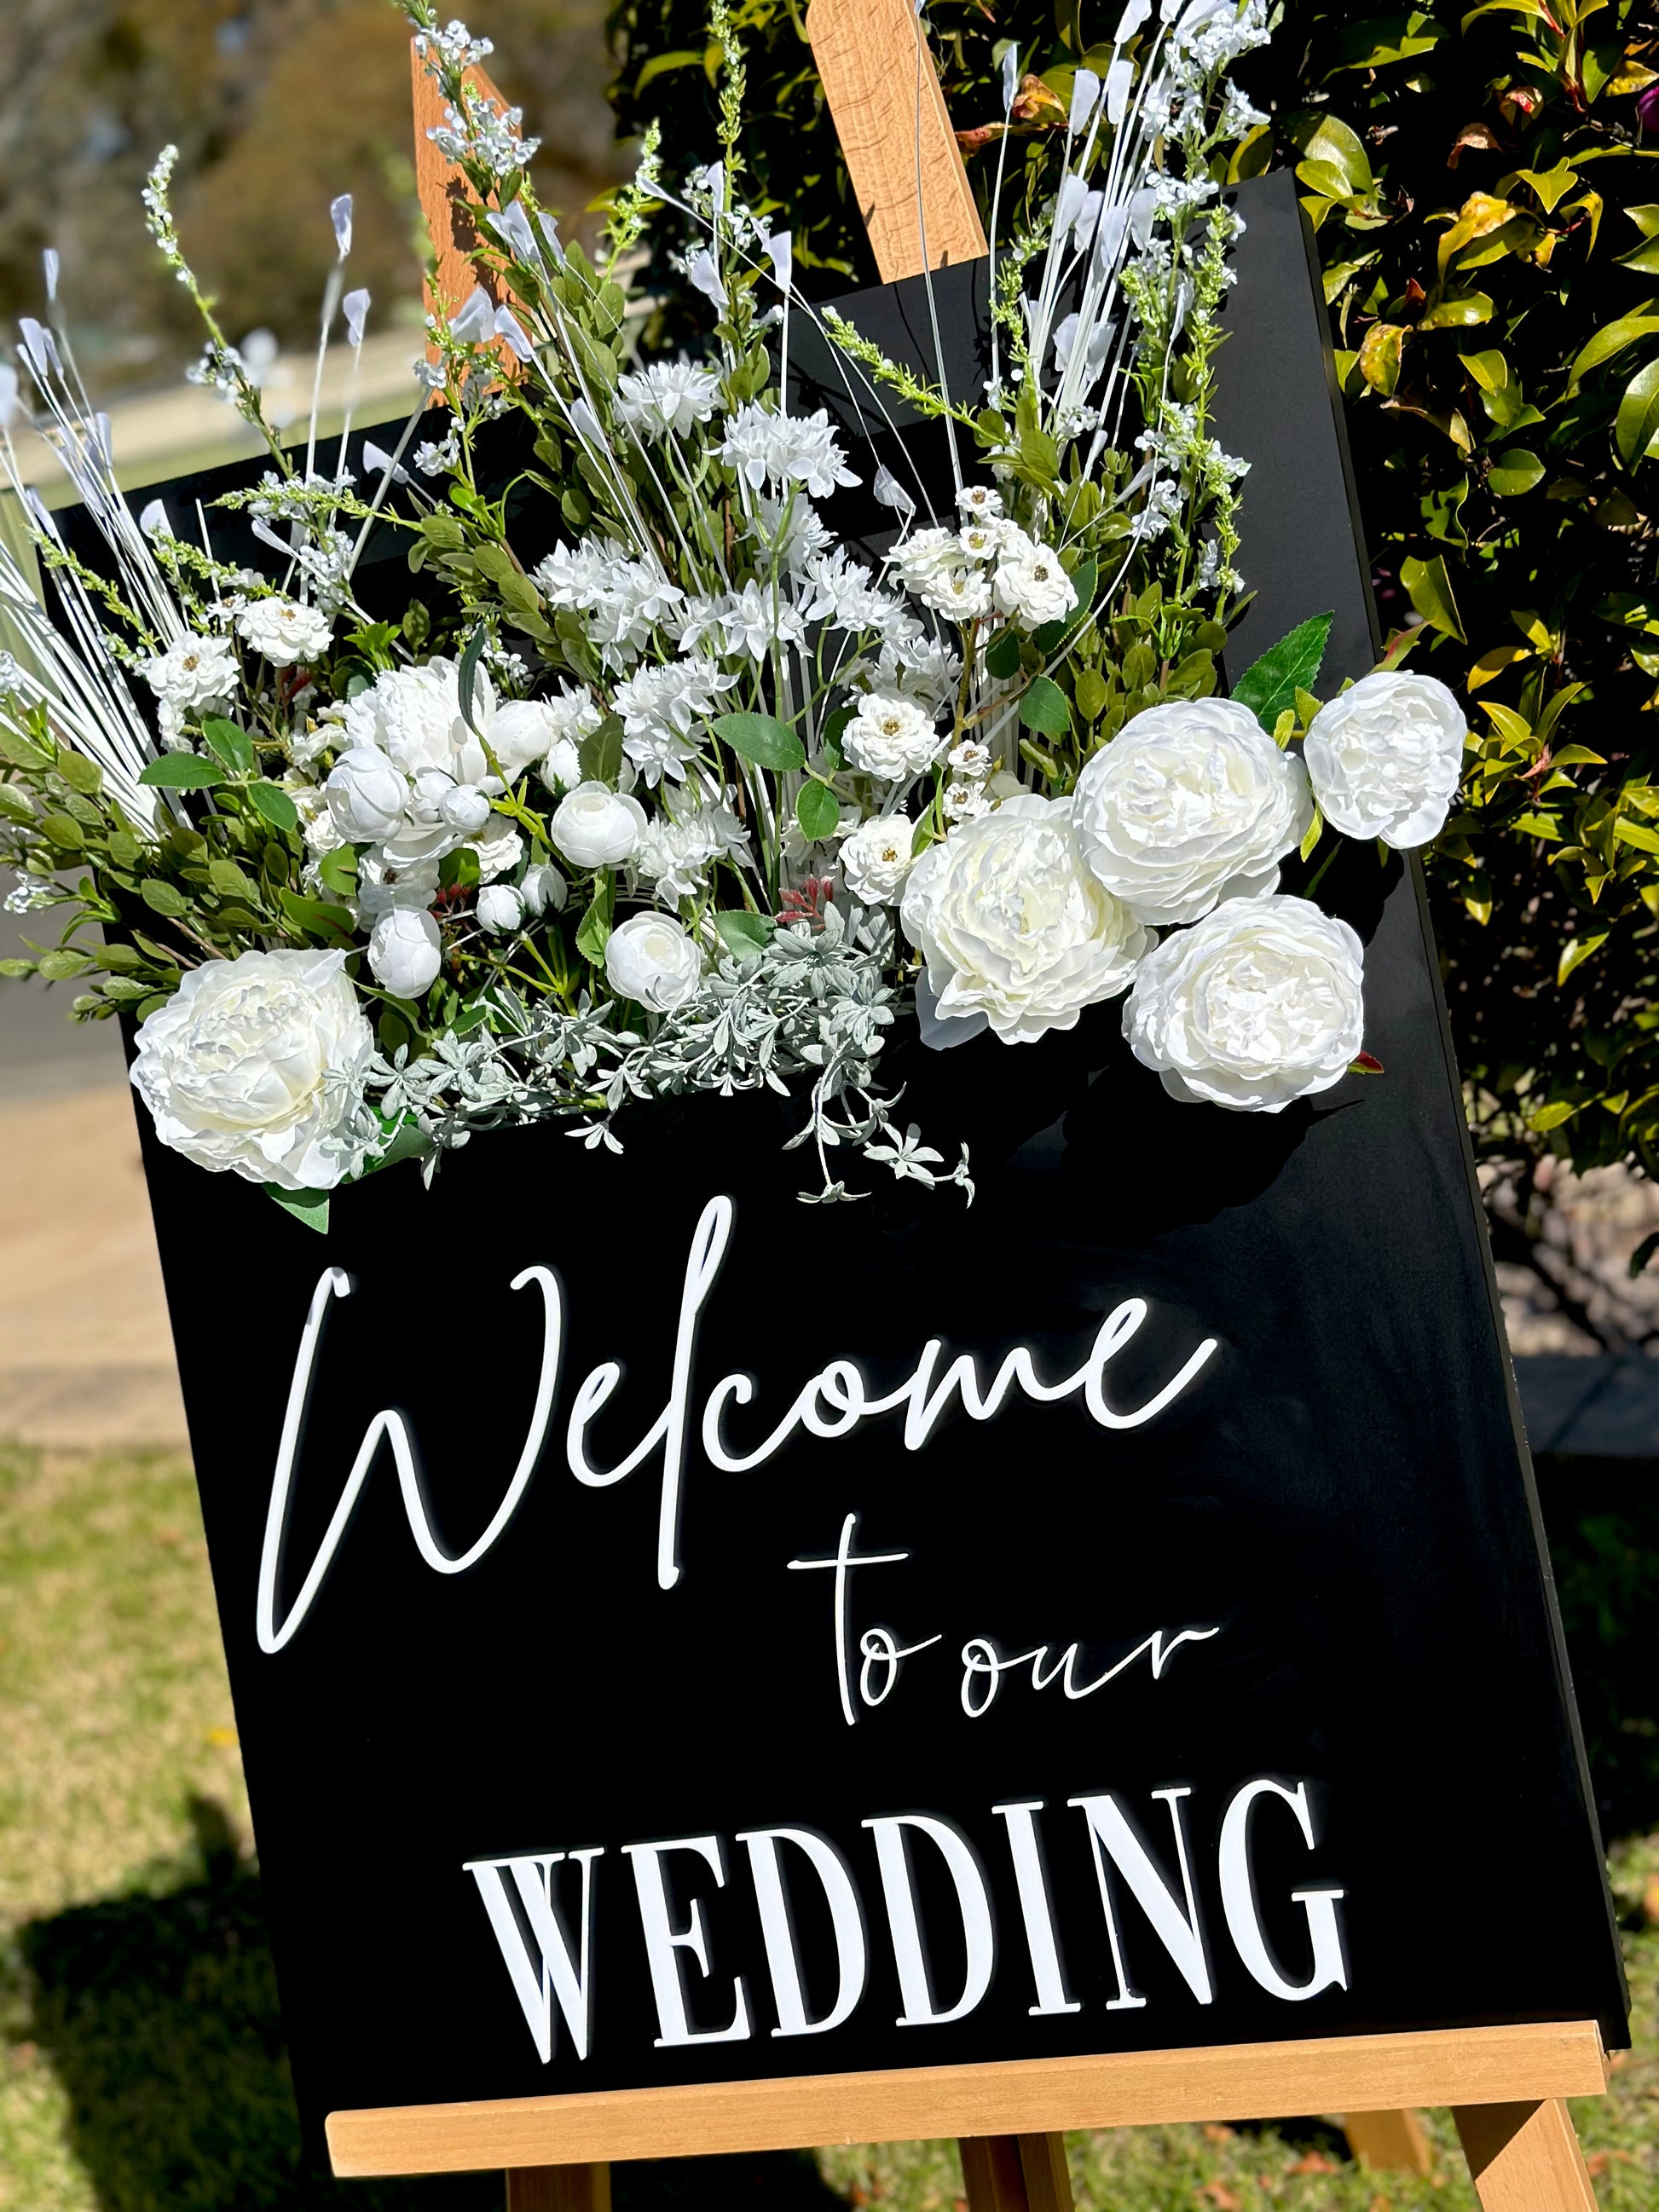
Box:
1302;671;1467;849
234;597;332;667
840;815;916;904
533;542;685;658
1123;893;1366;1112
616;361;722;439
1072;698;1314;927
713;580;807;662
719;403;859;499
843;691;944;783
614;659;736;785
130;949;373;1190
142;633;237;711
901;795;1150;1042
634;804;748;904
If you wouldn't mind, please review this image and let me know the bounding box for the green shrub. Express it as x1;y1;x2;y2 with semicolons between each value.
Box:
606;0;1659;1183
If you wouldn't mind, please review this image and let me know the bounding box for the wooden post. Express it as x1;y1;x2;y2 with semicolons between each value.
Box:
959;2134;1072;2212
506;2163;611;2212
1341;2106;1434;2174
805;0;987;282
410;38;522;377
1454;2101;1600;2212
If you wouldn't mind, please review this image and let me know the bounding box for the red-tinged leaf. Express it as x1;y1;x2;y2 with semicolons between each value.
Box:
1350;1052;1386;1075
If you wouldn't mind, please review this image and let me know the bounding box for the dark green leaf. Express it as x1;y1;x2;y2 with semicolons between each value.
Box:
246;781;300;833
318;846;360;898
457;624;488;732
200;717;255;777
279;888;356;944
711;712;805;772
795;780;841;841
985;627;1022;679
139;879;188;919
578;713;625;786
1232;613;1335;732
575;875;613;962
714;911;774;961
138;754;225;790
1018;676;1072;737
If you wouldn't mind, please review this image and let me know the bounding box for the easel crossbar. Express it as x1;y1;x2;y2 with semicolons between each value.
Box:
326;2021;1606;2177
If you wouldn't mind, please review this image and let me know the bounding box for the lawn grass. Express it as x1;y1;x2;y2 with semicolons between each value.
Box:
1;1438;1656;2210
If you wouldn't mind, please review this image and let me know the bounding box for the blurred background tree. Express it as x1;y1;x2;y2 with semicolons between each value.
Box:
607;0;1659;1233
0;0;621;397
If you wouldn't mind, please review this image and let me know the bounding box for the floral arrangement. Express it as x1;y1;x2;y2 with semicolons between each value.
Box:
0;0;1471;1220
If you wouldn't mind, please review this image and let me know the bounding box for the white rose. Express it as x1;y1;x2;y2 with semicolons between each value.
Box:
368;906;442;996
522;862;567;915
843;692;943;783
841;815;916;904
477;883;525;934
142;632;238;711
900;794;1150;1043
604;910;702;1012
1072;698;1313;927
1123;894;1366;1112
234;597;332;667
1303;671;1467;848
489;697;576;777
552;782;649;869
327;747;408;844
993;540;1077;629
469;818;523;883
438;783;493;836
129;948;373;1190
540;737;584;794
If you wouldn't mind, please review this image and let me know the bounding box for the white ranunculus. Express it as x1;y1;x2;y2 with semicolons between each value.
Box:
1072;697;1313;927
368;906;442;996
438;783;493;836
841;815;916;904
129;948;373;1190
541;737;584;794
235;596;332;667
1302;671;1467;848
469;818;523;883
993;537;1078;629
521;862;567;915
551;782;648;869
489;697;576;777
843;691;943;783
477;883;525;934
326;747;407;844
605;910;702;1011
142;632;238;711
1123;893;1366;1113
900;794;1151;1043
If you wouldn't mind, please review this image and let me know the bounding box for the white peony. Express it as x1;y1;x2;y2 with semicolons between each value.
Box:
368;906;442;996
235;597;332;667
843;692;943;783
327;747;408;844
1123;894;1366;1112
993;537;1078;628
552;782;649;869
1302;671;1467;848
130;948;373;1190
605;910;702;1011
900;794;1151;1043
841;815;916;904
1072;698;1314;927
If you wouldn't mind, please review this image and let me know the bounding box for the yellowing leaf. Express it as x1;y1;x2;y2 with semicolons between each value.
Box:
1469;644;1530;688
1512;162;1580;213
1360;322;1406;394
1419;292;1494;329
1402;552;1466;640
1459;349;1510;390
1558;933;1609;985
1529;1099;1580;1132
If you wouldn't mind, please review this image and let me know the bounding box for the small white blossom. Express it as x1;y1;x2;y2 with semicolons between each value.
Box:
235;597;332;667
843;691;944;783
720;403;859;499
142;633;237;712
839;815;916;905
616;361;723;439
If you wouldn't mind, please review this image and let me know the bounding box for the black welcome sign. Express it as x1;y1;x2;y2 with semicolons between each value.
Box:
120;175;1624;2165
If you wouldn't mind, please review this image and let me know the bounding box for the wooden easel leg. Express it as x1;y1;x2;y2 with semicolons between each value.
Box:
958;2134;1073;2212
506;2163;612;2212
1342;2109;1434;2174
1453;2101;1598;2212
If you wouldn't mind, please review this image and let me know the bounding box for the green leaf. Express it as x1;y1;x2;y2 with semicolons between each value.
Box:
633;45;710;93
246;781;300;833
1616;359;1659;467
137;754;225;790
278;888;356;943
139;879;188;919
1418;293;1494;330
1232;612;1335;731
1032;555;1097;656
200;717;254;777
795;781;841;842
1292;113;1374;197
714;910;774;961
577;713;624;785
37;948;93;980
1401;554;1465;641
318;846;360;898
1629;1229;1659;1279
456;624;488;732
1568;306;1659;393
818;706;854;771
54;749;103;796
0;784;35;824
265;1184;331;1234
1529;1098;1579;1134
1614;817;1659;855
711;712;805;772
1074;666;1109;723
1558;932;1609;985
985;628;1022;680
1017;676;1071;737
1488;448;1544;496
575;875;613;962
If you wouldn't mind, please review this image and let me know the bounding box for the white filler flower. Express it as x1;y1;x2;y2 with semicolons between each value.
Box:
843;692;942;783
1124;894;1366;1112
130;948;373;1189
1303;671;1467;848
1072;697;1313;926
552;782;648;869
841;815;916;904
901;794;1150;1042
234;597;332;667
605;911;702;1011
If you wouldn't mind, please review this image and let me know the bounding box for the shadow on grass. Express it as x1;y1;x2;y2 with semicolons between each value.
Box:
13;1797;847;2212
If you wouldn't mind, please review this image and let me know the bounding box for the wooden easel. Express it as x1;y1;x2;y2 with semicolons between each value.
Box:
401;11;1608;2207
